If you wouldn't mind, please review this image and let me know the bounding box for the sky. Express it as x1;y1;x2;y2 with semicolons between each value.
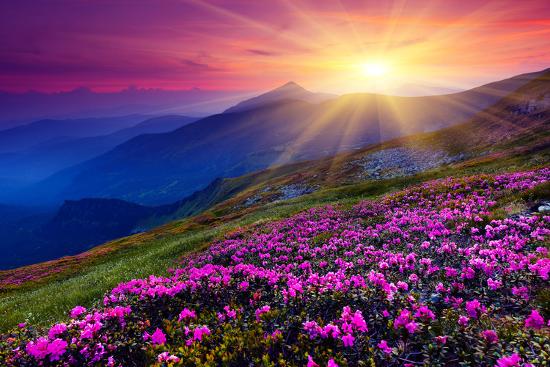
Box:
1;0;549;95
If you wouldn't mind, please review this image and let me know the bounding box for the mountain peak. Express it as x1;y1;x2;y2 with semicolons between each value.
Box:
224;81;333;114
275;81;306;92
281;81;301;87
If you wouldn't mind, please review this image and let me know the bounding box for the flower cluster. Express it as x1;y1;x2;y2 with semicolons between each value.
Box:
1;168;549;366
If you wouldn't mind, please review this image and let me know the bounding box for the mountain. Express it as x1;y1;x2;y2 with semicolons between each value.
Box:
0;87;250;128
0;114;151;154
224;81;336;113
0;115;198;183
1;69;548;269
25;69;548;207
40;199;161;253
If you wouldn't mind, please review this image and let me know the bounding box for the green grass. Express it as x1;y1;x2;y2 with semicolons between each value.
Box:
0;150;547;332
0;185;376;331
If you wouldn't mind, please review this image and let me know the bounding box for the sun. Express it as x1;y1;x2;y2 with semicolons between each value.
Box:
361;62;389;77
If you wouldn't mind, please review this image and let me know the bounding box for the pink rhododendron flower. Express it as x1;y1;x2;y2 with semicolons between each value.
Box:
378;340;392;354
405;321;419;334
48;323;67;340
255;305;271;321
414;306;435;321
178;308;196;322
394;309;412;329
524;309;545;330
487;278;502;290
70;305;87;318
327;359;339;367
26;337;49;360
350;310;368;332
47;339;68;361
151;328;166;345
496;353;522;367
465;299;483;318
157;352;180;363
511;286;529;301
481;330;498;344
193;326;211;341
307;355;319;367
458;315;469;326
341;333;354;347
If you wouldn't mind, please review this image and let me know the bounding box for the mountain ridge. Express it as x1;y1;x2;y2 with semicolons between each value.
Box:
19;68;548;207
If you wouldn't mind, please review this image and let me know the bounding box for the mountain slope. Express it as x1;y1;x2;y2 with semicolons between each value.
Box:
28;69;547;206
0;115;151;154
0;115;198;183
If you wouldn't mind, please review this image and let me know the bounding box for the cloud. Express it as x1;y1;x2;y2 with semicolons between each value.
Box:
246;49;278;56
180;59;223;73
363;37;426;49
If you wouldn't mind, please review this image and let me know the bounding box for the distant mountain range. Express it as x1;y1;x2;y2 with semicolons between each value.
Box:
0;115;150;154
0;87;251;128
23;68;546;206
0;115;198;183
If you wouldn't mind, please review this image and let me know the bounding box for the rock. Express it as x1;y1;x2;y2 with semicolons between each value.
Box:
352;147;467;181
277;184;318;201
537;201;550;212
243;194;262;207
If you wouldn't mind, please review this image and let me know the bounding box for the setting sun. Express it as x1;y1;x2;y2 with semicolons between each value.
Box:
361;62;389;77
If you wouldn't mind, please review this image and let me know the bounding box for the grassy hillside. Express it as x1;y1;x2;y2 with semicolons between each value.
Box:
1;161;548;366
0;149;547;332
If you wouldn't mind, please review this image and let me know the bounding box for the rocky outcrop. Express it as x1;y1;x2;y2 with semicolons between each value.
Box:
352;147;466;180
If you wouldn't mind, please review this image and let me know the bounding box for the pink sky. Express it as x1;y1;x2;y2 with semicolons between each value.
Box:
1;0;549;94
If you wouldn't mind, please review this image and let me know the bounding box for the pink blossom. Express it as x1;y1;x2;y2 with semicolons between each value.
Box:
255;305;271;321
47;339;68;361
465;299;482;318
178;308;196;322
307;355;319;367
150;328;166;345
414;306;435;321
26;337;49;360
193;326;211;341
350;310;368;332
481;330;498;344
511;286;529;301
405;322;419;334
378;340;392;354
496;353;522;367
342;333;354;347
158;352;181;363
458;315;469;326
48;323;67;340
525;309;545;330
487;278;502;290
70;305;87;318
